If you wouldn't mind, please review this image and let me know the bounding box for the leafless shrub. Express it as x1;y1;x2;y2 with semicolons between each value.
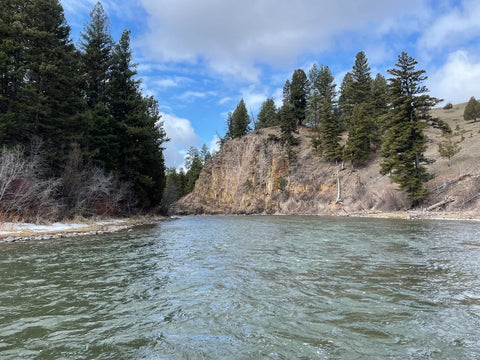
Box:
457;177;480;209
59;145;135;218
0;145;60;222
377;187;410;211
0;143;135;222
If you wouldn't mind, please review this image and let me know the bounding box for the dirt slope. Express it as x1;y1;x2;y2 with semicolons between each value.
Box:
174;103;480;215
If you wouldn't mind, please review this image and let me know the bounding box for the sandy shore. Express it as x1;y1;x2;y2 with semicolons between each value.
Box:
0;216;170;243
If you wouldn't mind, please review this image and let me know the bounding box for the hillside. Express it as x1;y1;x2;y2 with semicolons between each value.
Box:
174;103;480;216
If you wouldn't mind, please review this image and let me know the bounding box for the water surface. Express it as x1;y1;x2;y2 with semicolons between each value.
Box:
1;216;480;359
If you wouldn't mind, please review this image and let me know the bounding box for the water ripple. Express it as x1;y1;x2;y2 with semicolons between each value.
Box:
1;217;480;359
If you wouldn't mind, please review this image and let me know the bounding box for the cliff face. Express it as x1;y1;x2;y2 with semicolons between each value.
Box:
174;104;480;215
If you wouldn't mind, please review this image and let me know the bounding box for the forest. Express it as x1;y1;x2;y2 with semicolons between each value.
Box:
2;1;479;220
0;1;167;221
179;50;476;210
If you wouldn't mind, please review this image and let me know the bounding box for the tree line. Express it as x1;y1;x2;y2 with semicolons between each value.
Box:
0;1;166;220
223;51;455;204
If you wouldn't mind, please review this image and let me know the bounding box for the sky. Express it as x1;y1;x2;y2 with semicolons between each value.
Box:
60;0;480;168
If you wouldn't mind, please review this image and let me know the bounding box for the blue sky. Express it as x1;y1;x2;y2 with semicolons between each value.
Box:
60;0;480;168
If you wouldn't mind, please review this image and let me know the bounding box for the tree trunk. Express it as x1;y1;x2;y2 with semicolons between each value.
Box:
335;167;342;204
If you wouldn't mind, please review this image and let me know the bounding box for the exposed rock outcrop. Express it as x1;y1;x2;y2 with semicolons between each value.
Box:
174;103;480;215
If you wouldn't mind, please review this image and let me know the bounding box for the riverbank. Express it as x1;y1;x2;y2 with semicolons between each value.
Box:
0;215;170;243
344;210;480;221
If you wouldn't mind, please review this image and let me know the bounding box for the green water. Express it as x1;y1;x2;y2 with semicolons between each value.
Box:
1;216;480;359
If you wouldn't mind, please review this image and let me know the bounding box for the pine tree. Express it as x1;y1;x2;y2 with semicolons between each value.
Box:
338;72;354;129
290;69;309;126
279;102;297;145
0;0;84;163
344;103;373;165
372;73;389;139
316;97;342;161
351;51;372;105
279;78;298;145
108;30;167;207
184;147;203;193
463;96;480;122
307;64;336;127
80;2;117;170
79;2;113;108
200;144;212;164
380;52;440;203
256;98;279;129
224;111;234;141
230;99;251;138
0;0;28;145
438;132;461;166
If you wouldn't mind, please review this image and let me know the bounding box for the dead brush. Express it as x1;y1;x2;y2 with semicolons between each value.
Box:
377;187;410;211
457;177;480;208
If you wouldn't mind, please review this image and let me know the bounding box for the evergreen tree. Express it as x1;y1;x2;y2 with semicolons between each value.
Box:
161;168;181;213
79;2;117;171
184;146;203;193
438;133;461;166
0;0;84;163
200;143;212;164
256;98;279;129
226;99;251;139
0;0;29;145
79;2;113;108
372;73;389;137
343;103;373;165
380;52;440;203
279;102;297;145
108;30;167;207
279;78;298;145
372;73;388;115
463;96;480;122
224;111;234;141
282;79;291;105
290;69;309;126
316;97;342;161
307;64;336;127
351;51;372;105
338;72;354;129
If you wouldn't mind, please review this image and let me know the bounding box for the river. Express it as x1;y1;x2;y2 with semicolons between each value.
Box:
1;216;480;359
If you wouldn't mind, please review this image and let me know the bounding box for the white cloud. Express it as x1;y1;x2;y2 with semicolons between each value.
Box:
139;0;423;80
428;50;480;104
153;78;179;89
240;85;269;113
209;135;221;155
162;113;201;168
218;97;232;105
178;90;217;101
419;0;480;51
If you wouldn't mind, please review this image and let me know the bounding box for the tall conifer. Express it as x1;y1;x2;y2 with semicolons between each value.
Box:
256;98;279;129
108;30;167;207
380;52;440;203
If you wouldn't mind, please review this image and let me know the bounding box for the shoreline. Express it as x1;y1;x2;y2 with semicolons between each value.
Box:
338;210;480;222
0;216;171;243
175;210;480;222
2;210;479;243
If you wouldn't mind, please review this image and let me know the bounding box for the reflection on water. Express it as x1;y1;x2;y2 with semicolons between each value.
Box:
1;216;480;359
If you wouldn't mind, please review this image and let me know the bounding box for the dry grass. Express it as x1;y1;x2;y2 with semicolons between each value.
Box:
176;102;480;216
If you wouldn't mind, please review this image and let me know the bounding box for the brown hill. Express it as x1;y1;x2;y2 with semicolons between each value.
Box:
174;103;480;216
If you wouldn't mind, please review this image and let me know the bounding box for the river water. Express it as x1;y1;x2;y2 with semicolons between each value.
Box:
1;216;480;359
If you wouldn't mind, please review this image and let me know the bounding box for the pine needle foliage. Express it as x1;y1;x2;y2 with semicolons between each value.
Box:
380;52;441;203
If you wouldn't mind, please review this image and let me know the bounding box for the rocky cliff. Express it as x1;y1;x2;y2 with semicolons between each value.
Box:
174;103;480;215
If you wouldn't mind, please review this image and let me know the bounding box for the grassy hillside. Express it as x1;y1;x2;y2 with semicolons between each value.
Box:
174;103;480;216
